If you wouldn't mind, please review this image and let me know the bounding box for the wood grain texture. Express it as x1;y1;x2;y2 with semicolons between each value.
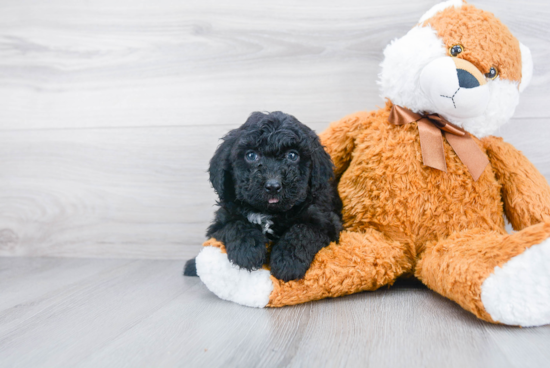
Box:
0;0;548;259
0;0;549;130
0;257;549;368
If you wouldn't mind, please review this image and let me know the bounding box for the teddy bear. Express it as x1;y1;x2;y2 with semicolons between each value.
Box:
193;0;550;327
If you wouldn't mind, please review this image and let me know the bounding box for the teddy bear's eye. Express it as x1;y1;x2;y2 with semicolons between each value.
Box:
449;44;464;57
485;67;499;80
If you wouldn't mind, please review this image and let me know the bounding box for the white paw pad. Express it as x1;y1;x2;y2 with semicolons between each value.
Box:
195;246;274;308
481;239;550;327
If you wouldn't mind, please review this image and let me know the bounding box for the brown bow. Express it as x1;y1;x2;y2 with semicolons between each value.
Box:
388;105;489;181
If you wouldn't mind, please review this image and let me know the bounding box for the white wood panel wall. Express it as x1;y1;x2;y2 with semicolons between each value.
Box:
0;0;548;259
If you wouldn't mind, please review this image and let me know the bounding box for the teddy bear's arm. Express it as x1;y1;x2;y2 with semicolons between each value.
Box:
319;112;368;181
482;136;550;230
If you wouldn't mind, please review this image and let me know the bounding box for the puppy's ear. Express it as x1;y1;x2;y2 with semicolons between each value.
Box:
309;132;335;194
209;130;238;202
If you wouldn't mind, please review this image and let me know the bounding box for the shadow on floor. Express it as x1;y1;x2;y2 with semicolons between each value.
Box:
390;277;427;289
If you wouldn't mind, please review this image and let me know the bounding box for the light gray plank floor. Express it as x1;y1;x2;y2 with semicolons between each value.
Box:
0;257;549;368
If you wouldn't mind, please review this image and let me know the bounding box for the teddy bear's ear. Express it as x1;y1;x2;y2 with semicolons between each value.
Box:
418;0;465;24
519;42;533;93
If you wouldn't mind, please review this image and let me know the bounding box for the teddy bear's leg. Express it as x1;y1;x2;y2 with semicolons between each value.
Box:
196;229;413;308
267;229;413;307
415;221;550;326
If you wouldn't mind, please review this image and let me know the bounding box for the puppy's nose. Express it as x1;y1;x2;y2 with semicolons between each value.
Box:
265;180;282;193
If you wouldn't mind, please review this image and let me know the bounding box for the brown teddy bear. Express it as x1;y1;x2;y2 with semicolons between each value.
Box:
194;0;550;327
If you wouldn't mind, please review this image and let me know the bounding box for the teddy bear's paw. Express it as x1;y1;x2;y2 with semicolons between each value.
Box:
195;246;274;308
481;238;550;327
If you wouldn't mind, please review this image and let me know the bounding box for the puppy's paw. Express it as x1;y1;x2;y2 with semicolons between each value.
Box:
225;230;268;271
269;247;310;282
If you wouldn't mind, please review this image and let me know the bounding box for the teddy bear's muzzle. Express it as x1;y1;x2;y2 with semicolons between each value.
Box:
420;57;490;121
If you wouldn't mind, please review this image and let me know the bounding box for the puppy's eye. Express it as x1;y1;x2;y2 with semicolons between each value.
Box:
449;44;464;57
485;66;498;80
286;151;299;162
245;151;259;162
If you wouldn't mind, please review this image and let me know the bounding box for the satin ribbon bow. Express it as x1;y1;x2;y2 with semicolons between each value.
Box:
388;105;489;181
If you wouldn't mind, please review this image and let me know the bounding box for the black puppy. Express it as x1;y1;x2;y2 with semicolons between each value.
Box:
184;111;342;281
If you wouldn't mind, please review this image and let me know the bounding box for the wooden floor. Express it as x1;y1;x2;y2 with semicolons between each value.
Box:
0;257;549;368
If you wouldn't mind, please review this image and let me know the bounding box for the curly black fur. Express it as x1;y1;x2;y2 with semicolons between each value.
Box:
184;111;342;281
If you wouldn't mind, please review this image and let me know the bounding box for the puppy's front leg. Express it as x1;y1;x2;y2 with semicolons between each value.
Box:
270;224;330;282
213;220;268;271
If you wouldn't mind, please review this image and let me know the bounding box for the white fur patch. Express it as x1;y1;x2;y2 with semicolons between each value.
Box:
196;246;274;308
378;25;447;114
247;212;274;235
418;0;464;24
419;57;490;119
481;239;550;327
458;78;520;137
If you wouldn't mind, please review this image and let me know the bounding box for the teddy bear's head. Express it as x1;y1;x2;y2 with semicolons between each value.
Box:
379;0;533;137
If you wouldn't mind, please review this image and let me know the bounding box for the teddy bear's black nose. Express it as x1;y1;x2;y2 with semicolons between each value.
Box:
457;69;480;89
265;180;282;193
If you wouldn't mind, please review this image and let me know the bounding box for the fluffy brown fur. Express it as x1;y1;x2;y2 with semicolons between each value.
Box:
202;102;550;320
260;103;550;320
